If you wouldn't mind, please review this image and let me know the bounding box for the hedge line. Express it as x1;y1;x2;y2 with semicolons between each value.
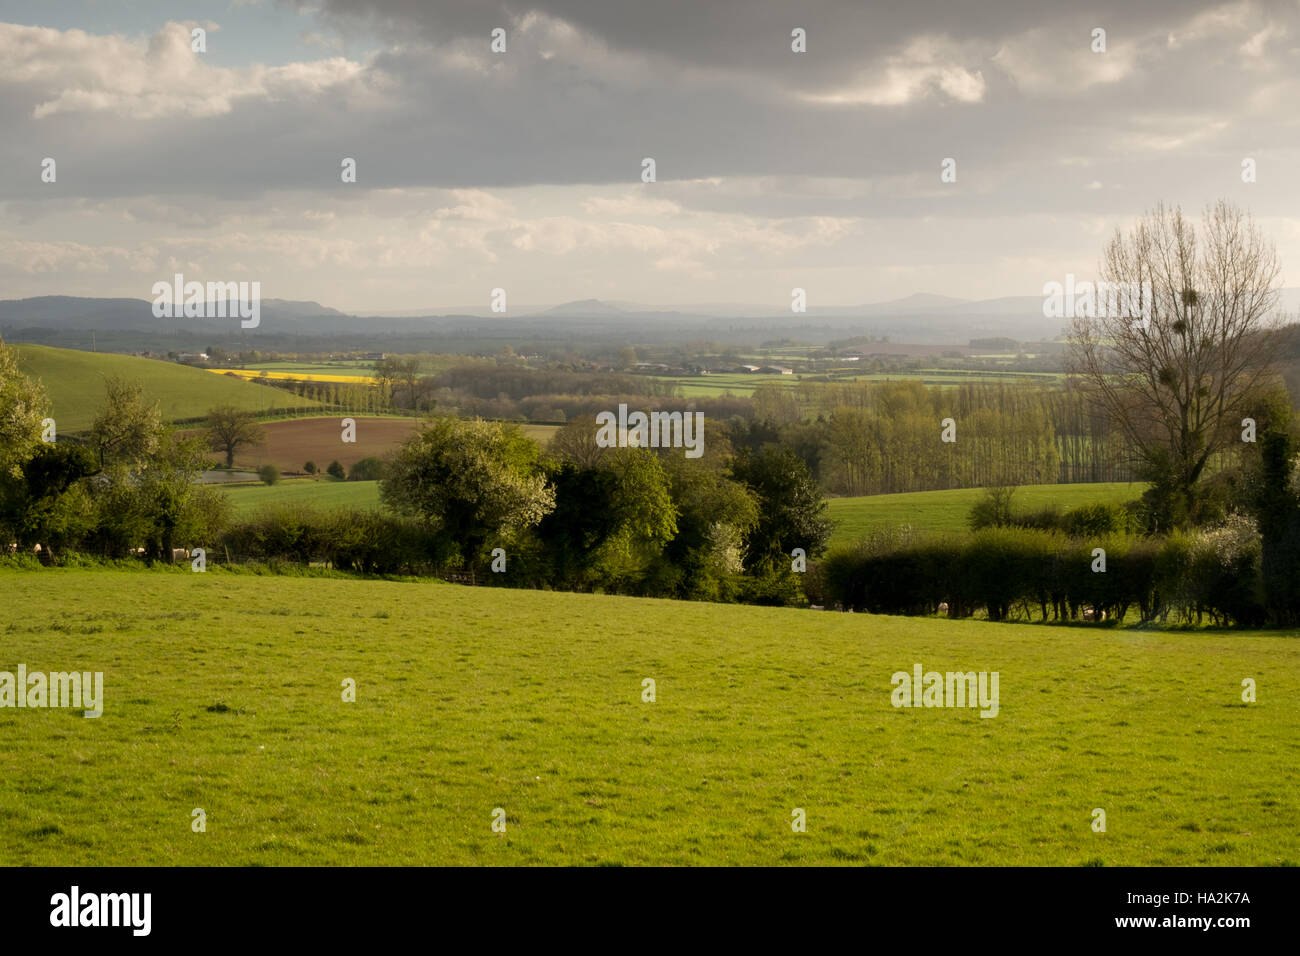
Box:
810;520;1265;626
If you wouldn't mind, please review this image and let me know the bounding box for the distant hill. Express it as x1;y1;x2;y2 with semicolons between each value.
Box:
537;299;627;316
0;296;349;333
856;292;972;313
14;345;322;431
253;298;348;317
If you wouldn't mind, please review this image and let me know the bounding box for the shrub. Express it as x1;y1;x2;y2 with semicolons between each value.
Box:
326;460;345;480
1188;514;1265;626
736;563;804;607
1012;504;1062;531
967;486;1017;530
348;456;386;481
220;507;439;574
1061;502;1137;537
257;464;280;486
304;461;318;474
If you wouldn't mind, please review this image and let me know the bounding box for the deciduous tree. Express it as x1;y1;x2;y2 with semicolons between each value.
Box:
205;405;266;468
1069;201;1283;529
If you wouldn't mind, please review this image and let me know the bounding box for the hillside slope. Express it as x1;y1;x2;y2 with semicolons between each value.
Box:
14;345;321;430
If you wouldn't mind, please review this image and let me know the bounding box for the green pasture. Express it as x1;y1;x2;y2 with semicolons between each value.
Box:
0;569;1294;865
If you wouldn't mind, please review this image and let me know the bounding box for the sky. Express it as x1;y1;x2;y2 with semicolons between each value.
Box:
1;0;1298;313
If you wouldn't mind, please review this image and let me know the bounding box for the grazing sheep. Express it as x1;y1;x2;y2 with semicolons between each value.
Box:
938;602;949;615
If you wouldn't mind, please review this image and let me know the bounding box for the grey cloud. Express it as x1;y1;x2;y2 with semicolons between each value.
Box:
1;2;1297;235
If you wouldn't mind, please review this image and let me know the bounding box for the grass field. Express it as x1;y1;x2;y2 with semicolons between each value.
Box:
216;479;1143;535
222;478;382;516
1;569;1295;866
14;345;321;430
828;482;1147;546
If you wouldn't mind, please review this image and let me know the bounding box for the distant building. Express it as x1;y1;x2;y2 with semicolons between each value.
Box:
736;364;761;373
758;365;793;375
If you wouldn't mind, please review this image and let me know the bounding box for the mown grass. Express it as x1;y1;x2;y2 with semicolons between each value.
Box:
0;569;1295;866
15;345;321;430
828;482;1146;546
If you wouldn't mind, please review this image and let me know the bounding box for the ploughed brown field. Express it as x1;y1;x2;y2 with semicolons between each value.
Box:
223;416;558;473
233;416;420;472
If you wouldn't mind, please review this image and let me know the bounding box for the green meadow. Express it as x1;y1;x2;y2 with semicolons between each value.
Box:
14;345;321;430
216;480;1144;540
0;569;1295;866
222;478;382;517
828;482;1147;546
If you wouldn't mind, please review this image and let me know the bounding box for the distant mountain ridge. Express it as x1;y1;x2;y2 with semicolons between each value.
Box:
0;295;345;330
2;289;1296;348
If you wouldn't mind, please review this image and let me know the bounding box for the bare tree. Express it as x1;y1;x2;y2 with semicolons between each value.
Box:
1068;201;1282;527
375;356;422;410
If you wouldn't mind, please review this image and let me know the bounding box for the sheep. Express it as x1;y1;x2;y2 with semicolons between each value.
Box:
938;602;949;615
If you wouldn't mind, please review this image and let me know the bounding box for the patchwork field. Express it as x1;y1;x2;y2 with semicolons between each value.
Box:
14;345;321;430
653;369;1064;398
0;570;1294;866
828;482;1147;546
